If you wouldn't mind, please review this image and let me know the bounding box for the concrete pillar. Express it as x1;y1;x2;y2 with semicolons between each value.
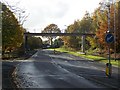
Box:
24;35;28;53
81;35;85;54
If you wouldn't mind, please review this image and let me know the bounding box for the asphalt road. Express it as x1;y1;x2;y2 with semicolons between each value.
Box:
13;49;119;89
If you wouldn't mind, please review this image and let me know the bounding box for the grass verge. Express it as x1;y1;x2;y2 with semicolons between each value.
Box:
50;48;120;67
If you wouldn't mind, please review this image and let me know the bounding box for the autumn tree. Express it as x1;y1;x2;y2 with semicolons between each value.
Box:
115;1;120;52
87;8;103;50
62;21;81;50
41;24;61;45
2;3;24;56
62;13;96;50
95;1;120;53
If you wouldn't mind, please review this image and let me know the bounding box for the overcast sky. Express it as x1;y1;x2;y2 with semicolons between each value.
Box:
2;0;102;32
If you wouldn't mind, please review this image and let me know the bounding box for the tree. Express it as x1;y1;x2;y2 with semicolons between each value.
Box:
27;36;43;50
2;1;29;26
79;12;97;50
41;24;61;45
96;7;110;52
79;11;94;34
62;21;81;50
53;38;64;48
95;2;120;53
115;1;120;52
2;3;24;55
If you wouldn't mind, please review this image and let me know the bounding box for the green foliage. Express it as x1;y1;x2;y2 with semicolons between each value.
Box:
79;11;94;33
62;21;81;50
53;38;64;48
62;12;95;50
95;1;120;53
53;47;119;67
27;36;43;50
42;23;61;45
2;3;24;54
86;36;97;49
62;2;120;53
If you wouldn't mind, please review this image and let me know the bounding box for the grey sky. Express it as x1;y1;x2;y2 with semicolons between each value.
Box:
2;0;102;32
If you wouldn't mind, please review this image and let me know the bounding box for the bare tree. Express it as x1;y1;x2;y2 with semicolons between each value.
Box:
1;0;29;26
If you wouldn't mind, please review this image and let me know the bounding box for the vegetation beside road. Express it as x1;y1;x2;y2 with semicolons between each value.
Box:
1;2;43;60
50;47;120;67
2;1;120;61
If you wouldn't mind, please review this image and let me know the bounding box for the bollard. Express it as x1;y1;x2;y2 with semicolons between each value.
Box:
106;63;112;78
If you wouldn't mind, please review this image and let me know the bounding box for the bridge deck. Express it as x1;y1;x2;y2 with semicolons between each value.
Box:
24;33;95;36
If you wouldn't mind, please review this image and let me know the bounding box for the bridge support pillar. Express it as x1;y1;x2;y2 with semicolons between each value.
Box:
81;35;86;54
24;35;28;53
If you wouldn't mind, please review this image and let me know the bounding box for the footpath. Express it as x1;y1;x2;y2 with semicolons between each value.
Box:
2;50;37;89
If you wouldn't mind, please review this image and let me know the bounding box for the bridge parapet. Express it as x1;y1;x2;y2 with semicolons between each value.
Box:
24;33;95;36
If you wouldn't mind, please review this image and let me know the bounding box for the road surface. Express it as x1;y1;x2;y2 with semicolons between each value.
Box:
13;49;119;89
2;61;20;88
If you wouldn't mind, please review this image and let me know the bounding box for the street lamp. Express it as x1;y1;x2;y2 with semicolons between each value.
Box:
99;0;112;32
106;0;113;78
100;0;113;78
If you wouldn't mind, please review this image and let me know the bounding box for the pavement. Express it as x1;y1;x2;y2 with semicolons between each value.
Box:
2;50;37;89
2;61;20;89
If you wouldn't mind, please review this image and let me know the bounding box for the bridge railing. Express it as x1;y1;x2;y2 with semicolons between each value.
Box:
24;33;95;36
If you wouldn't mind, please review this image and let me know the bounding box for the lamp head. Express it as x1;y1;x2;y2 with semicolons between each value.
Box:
107;30;110;33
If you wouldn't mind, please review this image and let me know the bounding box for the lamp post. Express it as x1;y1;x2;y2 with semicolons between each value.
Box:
100;0;113;78
107;2;111;78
